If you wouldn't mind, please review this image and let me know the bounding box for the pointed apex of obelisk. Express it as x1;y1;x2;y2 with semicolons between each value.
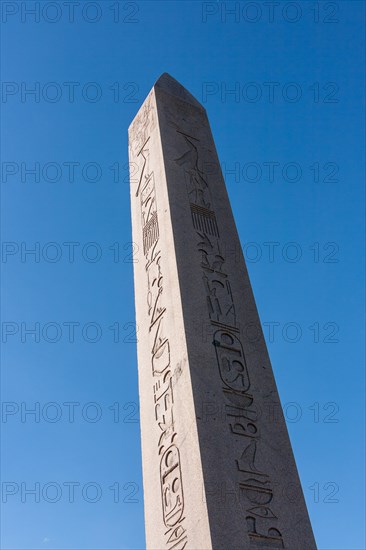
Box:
154;73;205;110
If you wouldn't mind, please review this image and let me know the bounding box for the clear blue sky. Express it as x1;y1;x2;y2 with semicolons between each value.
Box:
1;1;365;549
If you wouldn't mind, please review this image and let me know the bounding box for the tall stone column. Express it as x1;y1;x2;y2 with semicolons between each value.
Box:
128;73;316;550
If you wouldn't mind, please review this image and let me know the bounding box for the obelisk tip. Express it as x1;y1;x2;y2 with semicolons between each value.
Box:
154;73;204;110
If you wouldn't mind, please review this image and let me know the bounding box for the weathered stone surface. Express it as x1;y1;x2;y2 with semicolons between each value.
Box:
128;73;316;550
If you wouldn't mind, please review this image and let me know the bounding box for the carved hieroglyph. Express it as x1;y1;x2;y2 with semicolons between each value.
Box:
128;74;316;550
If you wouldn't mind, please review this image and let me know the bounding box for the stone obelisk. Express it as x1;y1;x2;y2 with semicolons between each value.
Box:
128;74;316;550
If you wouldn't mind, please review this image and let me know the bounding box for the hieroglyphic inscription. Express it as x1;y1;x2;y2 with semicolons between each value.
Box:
174;130;284;549
129;90;156;161
190;204;219;237
131;107;187;549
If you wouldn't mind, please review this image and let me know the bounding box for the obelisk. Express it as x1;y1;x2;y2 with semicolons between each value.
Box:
128;74;316;550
